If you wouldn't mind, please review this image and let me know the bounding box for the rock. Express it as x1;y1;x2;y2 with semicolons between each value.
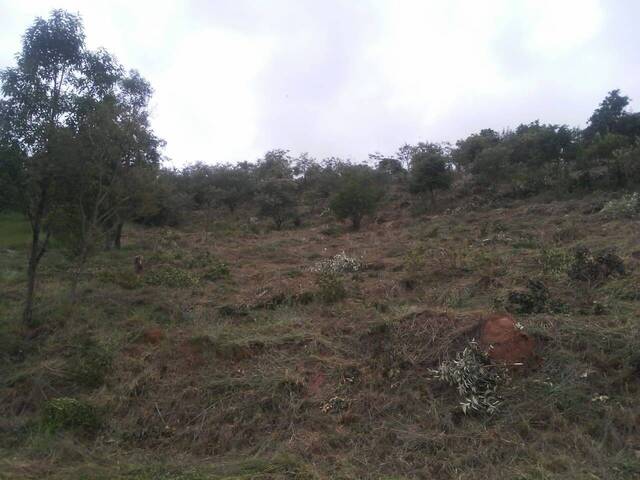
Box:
479;315;535;365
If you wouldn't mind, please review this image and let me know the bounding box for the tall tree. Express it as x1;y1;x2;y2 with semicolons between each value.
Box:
1;10;163;321
1;10;86;325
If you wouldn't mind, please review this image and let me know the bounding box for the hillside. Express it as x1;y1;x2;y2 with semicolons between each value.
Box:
2;192;640;480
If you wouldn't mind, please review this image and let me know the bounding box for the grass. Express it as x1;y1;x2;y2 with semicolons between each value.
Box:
0;211;30;249
1;195;640;479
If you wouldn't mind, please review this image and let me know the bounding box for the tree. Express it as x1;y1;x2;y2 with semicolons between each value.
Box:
372;154;405;178
0;139;26;212
584;89;631;141
1;10;86;325
181;162;220;238
409;148;453;204
329;166;383;230
1;10;163;321
257;178;297;229
453;129;500;169
209;165;254;213
104;70;163;249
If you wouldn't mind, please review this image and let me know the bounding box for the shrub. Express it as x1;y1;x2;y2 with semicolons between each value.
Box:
431;340;506;415
567;246;625;283
538;247;572;277
202;262;230;282
329;167;383;229
403;244;427;275
507;279;553;314
97;269;143;290
257;178;298;230
65;341;112;388
409;147;453;203
42;397;101;433
600;192;640;219
316;270;347;304
189;252;231;282
145;266;200;288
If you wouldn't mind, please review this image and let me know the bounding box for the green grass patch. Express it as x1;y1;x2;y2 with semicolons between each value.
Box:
0;211;30;249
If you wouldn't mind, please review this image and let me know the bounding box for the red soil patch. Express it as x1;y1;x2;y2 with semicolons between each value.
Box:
306;371;327;398
479;315;536;365
140;327;165;345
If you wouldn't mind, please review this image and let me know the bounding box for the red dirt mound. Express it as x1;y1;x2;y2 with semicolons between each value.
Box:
140;327;165;345
479;315;536;365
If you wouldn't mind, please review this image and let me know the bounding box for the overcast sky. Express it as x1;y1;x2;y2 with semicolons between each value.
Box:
2;1;639;166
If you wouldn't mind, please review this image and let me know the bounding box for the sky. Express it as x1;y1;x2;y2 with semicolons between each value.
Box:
1;0;639;167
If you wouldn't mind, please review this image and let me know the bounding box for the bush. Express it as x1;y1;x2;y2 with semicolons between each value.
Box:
431;340;506;415
202;262;230;282
329;167;383;229
567;246;625;283
145;266;200;288
409;149;453;203
42;397;101;433
600;192;640;219
187;251;231;282
97;269;143;290
507;279;554;314
316;270;347;304
538;247;572;277
65;341;112;388
257;178;298;230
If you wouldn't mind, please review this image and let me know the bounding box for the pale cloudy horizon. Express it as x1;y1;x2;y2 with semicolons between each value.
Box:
1;0;639;167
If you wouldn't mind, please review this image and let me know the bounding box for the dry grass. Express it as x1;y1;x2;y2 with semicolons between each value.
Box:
1;194;640;479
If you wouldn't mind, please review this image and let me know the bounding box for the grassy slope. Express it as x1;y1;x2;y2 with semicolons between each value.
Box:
1;196;639;480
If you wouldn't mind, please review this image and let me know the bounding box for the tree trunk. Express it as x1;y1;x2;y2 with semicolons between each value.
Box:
23;222;49;327
23;250;38;326
70;242;89;303
114;222;124;249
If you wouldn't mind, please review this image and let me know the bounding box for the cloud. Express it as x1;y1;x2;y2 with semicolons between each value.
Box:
1;0;639;165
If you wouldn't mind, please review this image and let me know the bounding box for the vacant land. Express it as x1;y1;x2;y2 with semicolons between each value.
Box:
1;195;640;480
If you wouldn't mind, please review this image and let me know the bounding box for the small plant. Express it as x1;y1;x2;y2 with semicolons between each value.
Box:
42;397;101;433
316;270;347;304
311;252;362;274
321;396;349;414
538;247;572;277
404;244;427;275
97;269;143;289
194;253;231;282
506;278;564;314
431;340;506;415
65;341;112;389
145;266;200;288
600;192;640;219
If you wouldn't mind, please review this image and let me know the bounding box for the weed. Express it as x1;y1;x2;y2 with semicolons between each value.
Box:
316;270;347;303
42;397;101;434
97;269;143;289
600;192;640;219
567;246;625;283
538;246;571;277
65;340;112;389
145;266;199;288
506;279;563;314
202;262;230;282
